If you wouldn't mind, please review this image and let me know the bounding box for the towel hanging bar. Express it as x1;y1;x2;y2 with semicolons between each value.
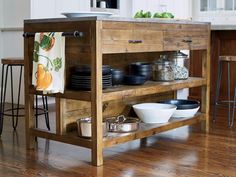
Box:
23;31;83;38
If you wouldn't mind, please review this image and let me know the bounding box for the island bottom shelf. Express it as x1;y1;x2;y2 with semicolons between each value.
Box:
30;113;205;149
103;113;206;148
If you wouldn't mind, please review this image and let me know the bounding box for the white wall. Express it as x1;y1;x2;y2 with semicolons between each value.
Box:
31;0;90;19
0;0;31;104
2;0;30;27
0;0;3;60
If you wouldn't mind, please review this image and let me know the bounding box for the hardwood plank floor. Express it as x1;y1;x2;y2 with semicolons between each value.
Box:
0;104;236;177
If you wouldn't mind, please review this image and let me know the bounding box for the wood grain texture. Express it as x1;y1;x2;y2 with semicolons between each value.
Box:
104;113;205;148
91;20;104;166
102;77;206;101
24;37;35;149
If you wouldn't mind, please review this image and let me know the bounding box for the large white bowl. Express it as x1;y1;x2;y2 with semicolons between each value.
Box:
133;103;177;123
172;106;200;118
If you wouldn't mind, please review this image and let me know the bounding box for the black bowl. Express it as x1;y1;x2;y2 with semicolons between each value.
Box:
160;99;200;110
111;69;124;85
130;62;152;69
123;75;146;85
129;62;152;80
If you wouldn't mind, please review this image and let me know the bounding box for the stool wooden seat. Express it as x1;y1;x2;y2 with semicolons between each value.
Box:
0;58;50;135
219;56;236;62
1;58;24;65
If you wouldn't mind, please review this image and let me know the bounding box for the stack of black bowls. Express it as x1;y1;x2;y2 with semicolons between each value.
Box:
70;65;112;90
111;69;124;86
129;62;152;81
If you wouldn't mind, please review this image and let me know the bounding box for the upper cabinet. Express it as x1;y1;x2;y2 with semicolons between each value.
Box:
200;0;236;11
193;0;236;25
90;0;120;15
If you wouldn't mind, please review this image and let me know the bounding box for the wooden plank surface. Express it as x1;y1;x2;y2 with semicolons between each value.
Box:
30;128;92;149
102;77;206;101
104;113;206;148
91;21;104;166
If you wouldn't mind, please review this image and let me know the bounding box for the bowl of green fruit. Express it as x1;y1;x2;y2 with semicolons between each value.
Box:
134;10;174;19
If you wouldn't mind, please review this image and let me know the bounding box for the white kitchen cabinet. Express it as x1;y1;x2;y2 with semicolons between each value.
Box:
30;0;90;19
193;0;236;25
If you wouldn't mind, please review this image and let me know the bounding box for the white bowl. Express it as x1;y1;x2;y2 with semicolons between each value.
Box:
172;106;200;118
133;103;177;123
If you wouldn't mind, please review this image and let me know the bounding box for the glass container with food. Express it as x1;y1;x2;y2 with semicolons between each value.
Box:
152;55;174;81
168;51;189;80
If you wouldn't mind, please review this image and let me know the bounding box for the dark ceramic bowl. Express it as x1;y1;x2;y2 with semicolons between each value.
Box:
123;75;146;85
130;62;152;70
129;62;152;80
111;69;124;85
160;99;200;110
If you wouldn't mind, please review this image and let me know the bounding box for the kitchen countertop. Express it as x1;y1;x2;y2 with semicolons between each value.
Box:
211;25;236;30
24;17;209;25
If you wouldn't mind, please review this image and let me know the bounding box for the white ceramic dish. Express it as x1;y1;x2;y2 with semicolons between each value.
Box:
62;11;113;18
133;103;177;123
172;106;200;118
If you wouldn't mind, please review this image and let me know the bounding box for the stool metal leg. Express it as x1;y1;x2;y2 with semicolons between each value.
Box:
13;65;23;130
42;96;50;131
10;66;16;130
45;96;50;130
232;82;236;127
213;60;223;122
0;64;6;135
1;65;9;131
35;94;38;128
227;62;231;127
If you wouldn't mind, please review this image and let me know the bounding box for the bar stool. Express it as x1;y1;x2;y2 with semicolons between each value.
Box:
0;58;50;135
213;56;236;127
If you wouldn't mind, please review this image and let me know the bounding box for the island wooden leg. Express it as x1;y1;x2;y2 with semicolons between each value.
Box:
24;38;36;149
91;20;103;166
25;93;35;149
201;46;210;133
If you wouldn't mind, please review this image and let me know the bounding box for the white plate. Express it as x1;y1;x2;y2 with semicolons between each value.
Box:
62;11;113;18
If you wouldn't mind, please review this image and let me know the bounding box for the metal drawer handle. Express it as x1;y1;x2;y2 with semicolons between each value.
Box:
182;39;193;43
128;40;143;44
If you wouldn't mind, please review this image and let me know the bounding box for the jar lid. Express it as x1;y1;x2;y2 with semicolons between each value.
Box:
169;51;188;59
154;60;173;65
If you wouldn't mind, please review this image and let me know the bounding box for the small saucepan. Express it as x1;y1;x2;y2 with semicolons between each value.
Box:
106;115;140;133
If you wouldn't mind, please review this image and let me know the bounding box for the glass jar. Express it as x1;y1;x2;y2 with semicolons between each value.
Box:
168;51;189;80
152;55;174;81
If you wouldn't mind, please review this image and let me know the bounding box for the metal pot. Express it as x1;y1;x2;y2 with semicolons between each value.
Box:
76;117;107;138
106;115;140;133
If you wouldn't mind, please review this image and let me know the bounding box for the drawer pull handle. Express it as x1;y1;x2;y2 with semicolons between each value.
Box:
182;39;192;43
128;40;143;44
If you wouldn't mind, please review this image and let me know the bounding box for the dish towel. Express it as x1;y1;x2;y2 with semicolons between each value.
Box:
32;32;65;94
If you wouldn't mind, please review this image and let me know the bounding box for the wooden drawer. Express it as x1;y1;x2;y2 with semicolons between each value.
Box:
102;22;163;53
163;29;208;51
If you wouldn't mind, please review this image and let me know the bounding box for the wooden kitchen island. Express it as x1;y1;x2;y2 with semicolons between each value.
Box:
24;17;210;166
